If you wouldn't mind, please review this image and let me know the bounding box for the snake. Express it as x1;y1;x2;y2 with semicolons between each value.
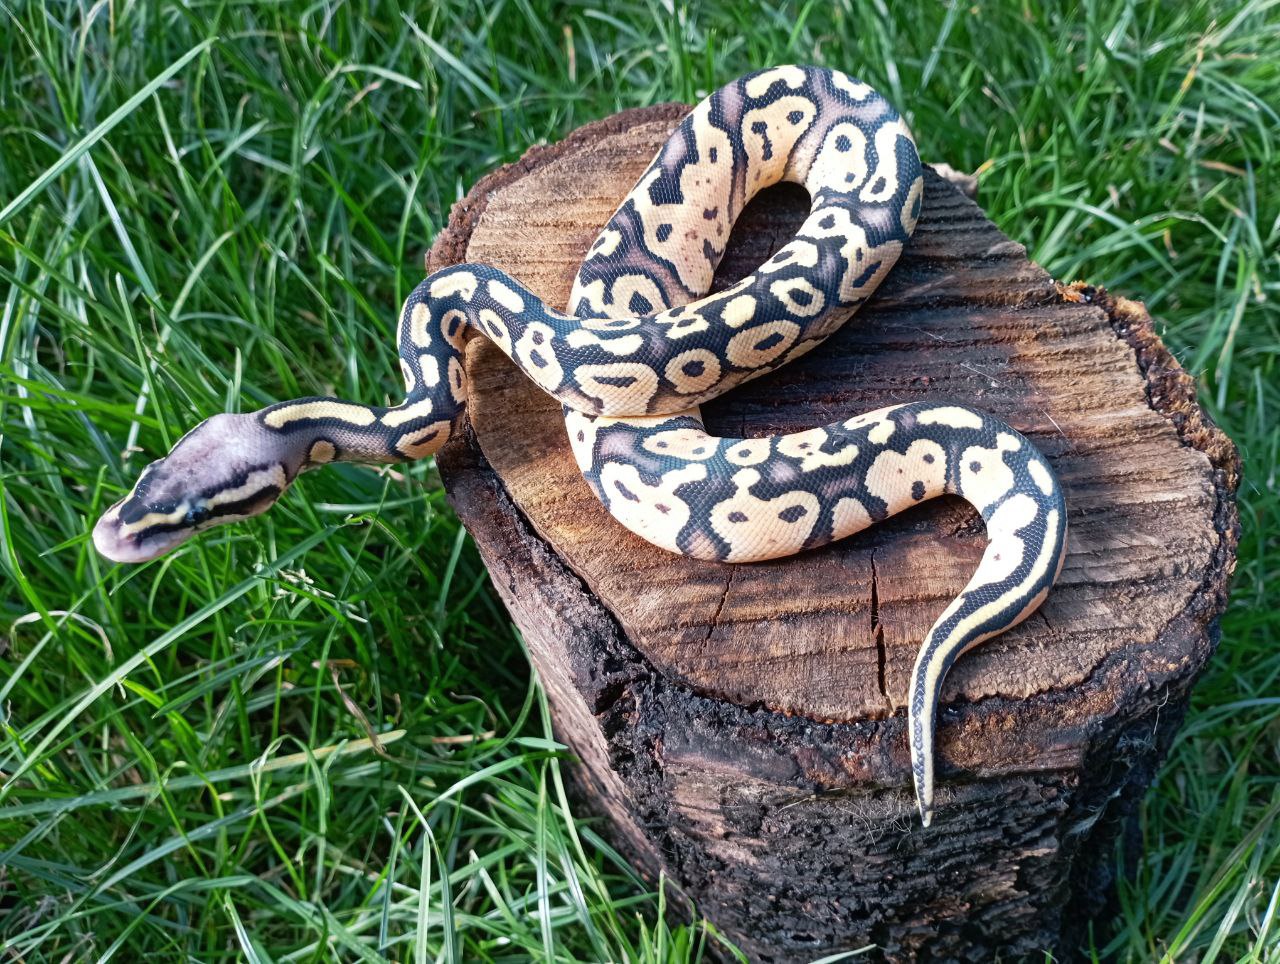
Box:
92;65;1068;826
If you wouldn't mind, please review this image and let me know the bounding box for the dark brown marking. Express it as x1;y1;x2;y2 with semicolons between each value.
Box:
778;505;808;523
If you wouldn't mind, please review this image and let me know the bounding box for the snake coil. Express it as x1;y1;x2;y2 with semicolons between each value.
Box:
94;65;1068;826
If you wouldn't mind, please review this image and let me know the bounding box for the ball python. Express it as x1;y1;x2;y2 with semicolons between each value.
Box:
93;65;1068;826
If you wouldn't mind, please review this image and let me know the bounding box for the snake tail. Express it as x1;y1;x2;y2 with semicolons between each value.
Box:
900;413;1068;826
564;401;1067;824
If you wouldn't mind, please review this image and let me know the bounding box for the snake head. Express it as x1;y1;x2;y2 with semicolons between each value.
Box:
92;413;294;563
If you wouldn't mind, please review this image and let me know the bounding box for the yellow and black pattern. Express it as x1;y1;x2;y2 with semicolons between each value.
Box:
93;65;1067;826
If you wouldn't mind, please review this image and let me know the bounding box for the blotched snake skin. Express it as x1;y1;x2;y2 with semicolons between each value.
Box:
93;65;1068;826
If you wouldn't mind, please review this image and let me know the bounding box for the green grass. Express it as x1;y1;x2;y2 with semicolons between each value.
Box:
0;0;1276;959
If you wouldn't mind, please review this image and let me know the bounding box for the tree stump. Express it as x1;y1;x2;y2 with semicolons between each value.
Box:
428;103;1240;962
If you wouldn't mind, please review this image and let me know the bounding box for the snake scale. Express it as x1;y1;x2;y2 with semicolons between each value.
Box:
93;65;1068;826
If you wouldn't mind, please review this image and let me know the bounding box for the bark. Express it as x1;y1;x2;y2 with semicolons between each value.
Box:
428;103;1241;963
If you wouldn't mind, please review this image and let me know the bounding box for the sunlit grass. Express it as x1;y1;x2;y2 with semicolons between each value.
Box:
1;0;1276;959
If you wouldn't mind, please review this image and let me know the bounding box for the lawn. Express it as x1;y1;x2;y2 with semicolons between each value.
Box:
1;0;1276;960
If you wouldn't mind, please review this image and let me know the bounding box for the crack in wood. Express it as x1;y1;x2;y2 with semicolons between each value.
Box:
1037;609;1054;633
702;564;737;653
870;550;891;710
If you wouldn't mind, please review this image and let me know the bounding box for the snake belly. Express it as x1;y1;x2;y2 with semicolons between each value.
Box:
92;65;1068;826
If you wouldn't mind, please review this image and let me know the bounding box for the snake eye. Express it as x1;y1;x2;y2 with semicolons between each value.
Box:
184;505;212;526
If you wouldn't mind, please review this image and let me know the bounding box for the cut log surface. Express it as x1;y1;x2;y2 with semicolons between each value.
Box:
429;103;1240;962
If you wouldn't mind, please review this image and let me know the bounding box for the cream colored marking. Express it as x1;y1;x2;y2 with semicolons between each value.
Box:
978;532;1027;585
568;278;627;320
429;270;478;301
308;440;336;465
759;239;820;273
804;123;868;195
710;467;821;562
861;119;913;203
400;358;416;393
663;348;722;395
514;321;565;393
381;397;434;428
564;410;600;473
919;406;985;430
630;100;734;294
798;207;894;303
1028;459;1055;496
926;501;1059;652
744;65;808;98
831;496;874;540
721;295;758;328
418;352;441;389
477;308;512;352
843;407;901;445
447;357;466;403
724;437;772;467
837;238;900;303
916;494;1047;650
653;309;710;340
642;427;717;461
959;441;1017;512
869;414;896;445
743;95;816;186
570;277;608;315
395;420;451;459
264;401;376;429
440;309;468;350
207;465;288;509
900;174;924;235
597;461;706;554
410;303;432;348
595;273;667;323
776;426;859;472
118;505;188;537
804;203;855;240
487;279;525;312
865;439;948;512
726;320;802;369
978;495;1040;580
587;228;623;259
565;329;645;356
769;277;826;318
575;362;660;413
830;73;874;101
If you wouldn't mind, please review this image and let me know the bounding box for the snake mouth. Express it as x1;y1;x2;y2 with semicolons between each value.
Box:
91;505;192;564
